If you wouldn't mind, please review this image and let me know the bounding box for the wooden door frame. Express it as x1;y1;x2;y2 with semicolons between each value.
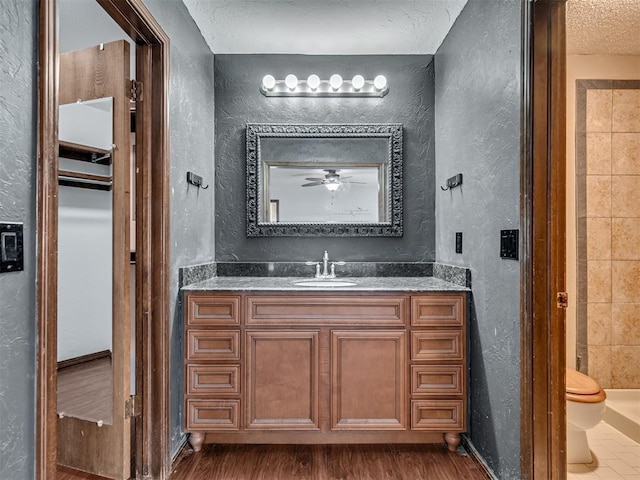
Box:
521;1;567;479
36;0;171;478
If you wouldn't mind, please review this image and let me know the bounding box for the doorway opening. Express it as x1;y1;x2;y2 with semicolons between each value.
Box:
565;1;640;475
37;0;170;478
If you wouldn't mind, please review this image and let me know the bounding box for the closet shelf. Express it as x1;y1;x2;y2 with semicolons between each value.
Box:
59;140;112;165
58;169;112;191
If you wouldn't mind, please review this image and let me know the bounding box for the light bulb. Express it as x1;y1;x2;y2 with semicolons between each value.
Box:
351;75;365;91
262;74;276;91
373;75;387;91
329;74;343;91
285;74;298;90
325;182;340;191
307;74;320;90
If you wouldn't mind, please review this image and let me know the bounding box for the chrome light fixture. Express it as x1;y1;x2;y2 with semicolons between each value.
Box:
259;73;389;97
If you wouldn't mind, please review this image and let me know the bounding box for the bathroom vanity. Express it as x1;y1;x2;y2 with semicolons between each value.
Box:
182;277;467;452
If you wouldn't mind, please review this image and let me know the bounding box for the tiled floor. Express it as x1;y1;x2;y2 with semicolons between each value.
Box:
568;422;640;479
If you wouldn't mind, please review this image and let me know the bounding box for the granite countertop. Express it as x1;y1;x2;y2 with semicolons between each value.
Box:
182;276;470;292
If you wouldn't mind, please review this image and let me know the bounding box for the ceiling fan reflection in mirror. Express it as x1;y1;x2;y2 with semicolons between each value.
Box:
301;169;366;191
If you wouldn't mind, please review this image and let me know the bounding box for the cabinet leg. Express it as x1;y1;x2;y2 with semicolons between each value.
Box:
444;432;461;452
189;432;205;452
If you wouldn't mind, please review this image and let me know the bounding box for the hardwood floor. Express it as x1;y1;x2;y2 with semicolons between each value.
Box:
57;442;489;479
170;443;490;480
57;357;113;424
56;465;111;479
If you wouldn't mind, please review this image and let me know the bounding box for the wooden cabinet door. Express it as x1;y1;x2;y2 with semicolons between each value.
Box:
57;40;132;480
331;330;407;430
245;331;320;430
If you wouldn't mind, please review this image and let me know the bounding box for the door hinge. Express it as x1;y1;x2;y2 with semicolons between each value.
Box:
557;292;568;309
129;80;142;102
125;395;142;418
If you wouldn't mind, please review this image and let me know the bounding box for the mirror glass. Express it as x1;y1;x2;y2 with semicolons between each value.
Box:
267;165;384;223
57;97;114;424
247;123;403;237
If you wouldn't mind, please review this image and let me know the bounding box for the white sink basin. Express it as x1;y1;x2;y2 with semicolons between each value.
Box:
294;280;358;287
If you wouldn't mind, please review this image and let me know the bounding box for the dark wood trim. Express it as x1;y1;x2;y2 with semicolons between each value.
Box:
36;0;59;478
96;1;172;478
57;350;112;371
547;5;567;478
38;0;171;478
521;1;567;480
519;1;534;478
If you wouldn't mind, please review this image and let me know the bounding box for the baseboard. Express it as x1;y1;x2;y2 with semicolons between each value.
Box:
170;434;191;473
57;350;111;370
171;434;190;462
461;434;499;480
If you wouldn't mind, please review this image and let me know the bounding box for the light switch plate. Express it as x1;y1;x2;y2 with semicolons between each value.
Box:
500;229;519;260
0;222;23;273
455;232;463;254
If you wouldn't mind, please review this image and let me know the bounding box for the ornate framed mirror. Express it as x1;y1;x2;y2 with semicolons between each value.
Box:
246;123;403;237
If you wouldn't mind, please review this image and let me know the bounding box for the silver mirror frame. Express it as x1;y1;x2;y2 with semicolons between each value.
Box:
246;123;403;237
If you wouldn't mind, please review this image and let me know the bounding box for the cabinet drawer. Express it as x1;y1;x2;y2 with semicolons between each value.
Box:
411;400;464;431
186;399;240;430
411;294;464;327
186;294;240;326
187;330;240;361
187;365;240;396
411;331;463;361
411;365;463;396
246;295;406;326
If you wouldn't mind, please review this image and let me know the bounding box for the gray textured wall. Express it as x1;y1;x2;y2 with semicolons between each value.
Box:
215;55;435;262
143;0;216;457
0;2;37;479
435;1;522;478
0;0;214;473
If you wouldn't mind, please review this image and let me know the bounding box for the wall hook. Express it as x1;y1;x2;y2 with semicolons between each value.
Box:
187;171;208;189
441;173;463;191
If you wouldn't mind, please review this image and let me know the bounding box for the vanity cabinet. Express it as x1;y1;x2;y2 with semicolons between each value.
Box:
184;290;466;452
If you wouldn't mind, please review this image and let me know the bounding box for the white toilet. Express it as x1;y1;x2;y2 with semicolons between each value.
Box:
566;368;607;464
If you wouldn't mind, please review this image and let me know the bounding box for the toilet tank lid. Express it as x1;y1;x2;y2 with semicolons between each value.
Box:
566;368;602;395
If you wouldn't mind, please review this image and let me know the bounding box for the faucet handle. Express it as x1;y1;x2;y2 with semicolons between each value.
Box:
305;261;321;278
329;261;346;279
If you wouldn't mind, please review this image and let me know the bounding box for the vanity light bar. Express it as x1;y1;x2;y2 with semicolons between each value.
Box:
260;74;389;97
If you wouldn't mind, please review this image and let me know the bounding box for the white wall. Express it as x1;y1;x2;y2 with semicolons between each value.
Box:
57;187;113;360
565;54;640;369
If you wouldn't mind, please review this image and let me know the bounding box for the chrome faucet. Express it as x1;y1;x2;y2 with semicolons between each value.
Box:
322;250;330;277
306;250;345;279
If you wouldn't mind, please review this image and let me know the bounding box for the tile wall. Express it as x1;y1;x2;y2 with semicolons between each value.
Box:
580;83;640;388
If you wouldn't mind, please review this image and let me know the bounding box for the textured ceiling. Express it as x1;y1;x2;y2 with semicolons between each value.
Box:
567;0;640;55
182;0;468;55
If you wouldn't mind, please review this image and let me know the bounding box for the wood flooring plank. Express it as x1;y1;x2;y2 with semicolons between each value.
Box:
56;465;111;480
166;442;490;480
60;442;489;480
57;357;113;424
